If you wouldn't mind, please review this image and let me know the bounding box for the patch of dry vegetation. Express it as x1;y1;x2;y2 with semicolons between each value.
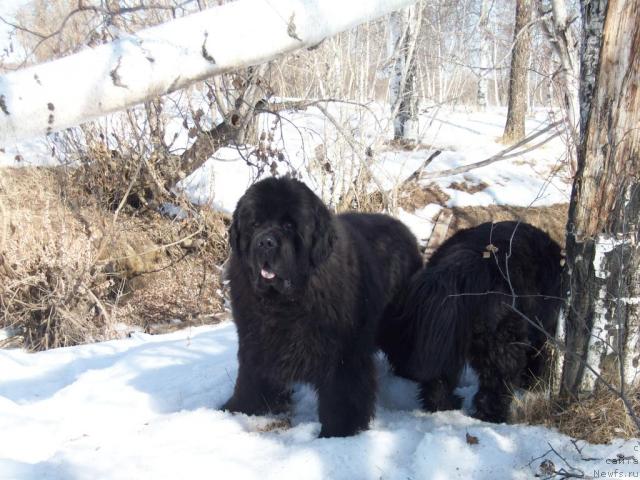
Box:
397;181;450;212
449;203;568;247
447;177;489;195
394;180;568;247
512;385;640;444
0;167;228;351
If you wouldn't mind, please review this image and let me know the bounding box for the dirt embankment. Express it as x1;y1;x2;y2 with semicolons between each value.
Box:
398;180;568;248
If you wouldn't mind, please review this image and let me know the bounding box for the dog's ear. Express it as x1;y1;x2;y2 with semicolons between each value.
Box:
310;201;336;267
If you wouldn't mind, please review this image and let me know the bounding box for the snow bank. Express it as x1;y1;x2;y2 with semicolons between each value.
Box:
1;104;571;218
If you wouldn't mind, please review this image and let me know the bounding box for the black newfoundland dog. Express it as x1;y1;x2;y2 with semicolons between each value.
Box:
379;221;563;423
223;177;422;437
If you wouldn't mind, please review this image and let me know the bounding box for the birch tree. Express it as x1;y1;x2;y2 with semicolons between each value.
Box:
536;0;580;167
560;0;640;406
389;2;422;140
476;0;491;111
502;0;533;143
0;0;417;144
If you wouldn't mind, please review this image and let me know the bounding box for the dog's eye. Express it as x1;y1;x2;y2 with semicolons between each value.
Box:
252;221;260;229
282;221;294;231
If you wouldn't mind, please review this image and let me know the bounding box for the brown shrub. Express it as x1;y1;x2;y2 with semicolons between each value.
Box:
0;167;228;351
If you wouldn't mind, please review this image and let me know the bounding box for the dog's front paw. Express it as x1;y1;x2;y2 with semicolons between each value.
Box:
221;396;248;414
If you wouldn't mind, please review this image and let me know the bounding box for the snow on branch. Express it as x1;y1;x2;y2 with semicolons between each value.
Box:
0;0;416;144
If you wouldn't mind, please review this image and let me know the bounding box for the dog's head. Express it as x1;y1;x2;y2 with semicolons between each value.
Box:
230;177;335;297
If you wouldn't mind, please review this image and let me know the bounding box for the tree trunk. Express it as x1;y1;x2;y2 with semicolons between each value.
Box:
389;3;422;140
173;65;269;185
502;0;533;143
476;0;491;111
537;0;580;170
578;0;608;138
560;0;640;398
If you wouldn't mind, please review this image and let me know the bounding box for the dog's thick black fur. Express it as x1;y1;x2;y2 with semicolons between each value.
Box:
223;177;422;437
379;221;563;423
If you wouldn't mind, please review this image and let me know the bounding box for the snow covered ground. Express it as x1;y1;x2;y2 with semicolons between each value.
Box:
0;323;638;479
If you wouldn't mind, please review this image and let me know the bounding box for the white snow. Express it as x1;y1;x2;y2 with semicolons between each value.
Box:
0;104;572;249
1;323;638;480
397;204;442;245
409;108;570;208
176;146;259;215
1;99;572;222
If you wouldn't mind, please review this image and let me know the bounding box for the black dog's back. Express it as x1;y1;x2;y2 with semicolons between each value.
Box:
381;221;563;422
339;213;423;308
428;222;561;377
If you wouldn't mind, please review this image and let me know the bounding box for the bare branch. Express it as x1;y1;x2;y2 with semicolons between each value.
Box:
420;121;563;180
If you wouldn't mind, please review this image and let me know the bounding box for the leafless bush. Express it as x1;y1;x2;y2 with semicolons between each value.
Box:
0;167;229;351
2;235;110;350
0;168;113;350
57;102;178;211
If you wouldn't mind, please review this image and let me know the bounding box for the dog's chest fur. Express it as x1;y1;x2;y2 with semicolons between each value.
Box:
250;301;345;384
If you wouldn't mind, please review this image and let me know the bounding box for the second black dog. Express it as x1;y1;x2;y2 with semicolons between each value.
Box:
379;221;563;422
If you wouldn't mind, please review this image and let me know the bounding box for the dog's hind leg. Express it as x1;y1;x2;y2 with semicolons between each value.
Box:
469;309;528;423
419;372;463;412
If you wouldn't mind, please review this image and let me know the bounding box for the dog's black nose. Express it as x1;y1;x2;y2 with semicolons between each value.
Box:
257;233;278;251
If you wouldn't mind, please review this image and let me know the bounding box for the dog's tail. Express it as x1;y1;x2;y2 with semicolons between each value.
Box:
382;249;487;382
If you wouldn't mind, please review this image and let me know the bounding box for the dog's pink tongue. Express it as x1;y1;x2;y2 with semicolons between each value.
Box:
261;268;276;280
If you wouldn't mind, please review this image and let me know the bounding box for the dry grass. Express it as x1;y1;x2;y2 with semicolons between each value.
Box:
1;168;106;349
510;343;640;443
449;203;569;247
391;179;568;247
255;418;292;433
0;167;228;351
512;385;640;444
397;181;450;212
101;208;228;328
342;180;451;215
447;178;490;195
